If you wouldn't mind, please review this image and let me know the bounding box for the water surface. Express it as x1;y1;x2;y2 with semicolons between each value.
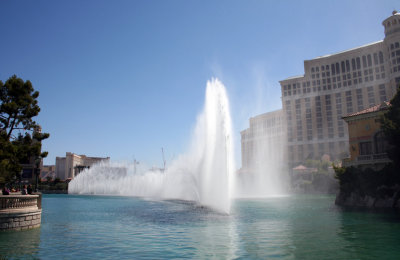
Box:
1;194;399;259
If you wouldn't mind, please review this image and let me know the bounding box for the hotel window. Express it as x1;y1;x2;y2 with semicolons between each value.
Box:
331;64;335;75
298;145;304;161
329;142;335;153
318;143;324;154
379;84;387;102
359;142;372;155
346;91;353;113
346;60;350;72
367;54;372;67
375;131;388;154
356;89;363;111
336;63;340;74
341;61;346;73
356;57;361;69
367;86;375;106
352;59;356;70
379;52;384;64
362;56;367;68
374;53;379;65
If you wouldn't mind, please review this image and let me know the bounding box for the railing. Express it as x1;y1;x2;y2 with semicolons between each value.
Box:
358;155;372;161
0;195;40;211
357;153;389;162
373;153;389;160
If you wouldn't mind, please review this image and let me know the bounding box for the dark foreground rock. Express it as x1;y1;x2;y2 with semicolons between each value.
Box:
335;185;400;209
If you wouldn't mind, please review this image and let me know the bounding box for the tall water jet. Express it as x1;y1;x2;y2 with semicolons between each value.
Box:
69;78;235;213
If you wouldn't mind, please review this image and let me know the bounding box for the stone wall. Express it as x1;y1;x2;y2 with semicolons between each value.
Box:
0;194;42;231
0;210;42;231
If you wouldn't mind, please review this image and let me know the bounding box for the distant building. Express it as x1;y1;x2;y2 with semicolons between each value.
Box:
279;11;400;166
240;109;286;172
40;165;56;181
342;102;391;170
55;152;110;180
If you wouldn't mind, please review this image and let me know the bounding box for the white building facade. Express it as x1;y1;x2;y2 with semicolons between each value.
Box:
280;11;400;165
240;109;286;172
55;152;110;180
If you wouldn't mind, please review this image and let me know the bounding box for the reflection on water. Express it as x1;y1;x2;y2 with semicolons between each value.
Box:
0;195;400;259
0;227;40;259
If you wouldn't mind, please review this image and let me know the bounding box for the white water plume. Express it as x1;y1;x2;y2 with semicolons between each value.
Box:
69;78;235;213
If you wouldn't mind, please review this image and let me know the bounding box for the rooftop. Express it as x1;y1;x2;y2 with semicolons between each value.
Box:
310;40;383;61
343;101;390;119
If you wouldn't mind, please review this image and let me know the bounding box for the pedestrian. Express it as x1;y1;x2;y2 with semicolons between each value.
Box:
2;186;10;195
27;184;33;194
21;185;28;195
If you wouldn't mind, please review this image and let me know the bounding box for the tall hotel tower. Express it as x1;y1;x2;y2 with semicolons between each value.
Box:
280;11;400;165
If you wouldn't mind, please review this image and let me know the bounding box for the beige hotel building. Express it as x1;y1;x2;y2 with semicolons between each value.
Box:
279;11;400;165
241;11;400;169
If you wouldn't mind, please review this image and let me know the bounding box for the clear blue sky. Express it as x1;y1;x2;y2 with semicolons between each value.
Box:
0;0;397;167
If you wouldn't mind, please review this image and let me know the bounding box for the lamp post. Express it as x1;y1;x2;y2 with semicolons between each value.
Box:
34;156;42;193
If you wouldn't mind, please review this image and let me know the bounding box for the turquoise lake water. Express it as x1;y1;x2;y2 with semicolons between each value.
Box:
1;194;400;259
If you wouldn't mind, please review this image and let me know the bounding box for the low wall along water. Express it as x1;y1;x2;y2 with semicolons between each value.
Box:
0;194;42;231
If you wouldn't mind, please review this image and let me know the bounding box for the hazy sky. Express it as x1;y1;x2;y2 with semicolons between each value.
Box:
0;0;397;167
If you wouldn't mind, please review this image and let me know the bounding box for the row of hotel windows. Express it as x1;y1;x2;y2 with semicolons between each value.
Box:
385;18;400;28
249;116;282;130
288;141;347;162
283;65;385;97
285;85;387;142
310;52;384;75
242;127;284;139
391;42;400;73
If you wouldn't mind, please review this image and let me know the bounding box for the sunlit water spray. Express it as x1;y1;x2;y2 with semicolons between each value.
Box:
69;78;235;213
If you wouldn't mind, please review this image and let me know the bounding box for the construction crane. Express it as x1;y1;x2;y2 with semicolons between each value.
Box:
161;148;166;173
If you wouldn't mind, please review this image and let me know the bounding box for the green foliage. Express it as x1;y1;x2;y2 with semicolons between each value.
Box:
0;75;49;183
54;177;61;184
46;176;53;183
334;165;400;198
382;85;400;167
304;159;330;174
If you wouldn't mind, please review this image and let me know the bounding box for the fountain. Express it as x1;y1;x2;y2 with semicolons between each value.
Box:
69;78;235;213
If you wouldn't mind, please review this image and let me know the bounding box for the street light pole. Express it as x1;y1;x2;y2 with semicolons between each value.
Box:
34;157;41;193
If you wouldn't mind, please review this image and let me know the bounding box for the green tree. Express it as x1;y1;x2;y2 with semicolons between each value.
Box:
0;75;49;184
382;85;400;167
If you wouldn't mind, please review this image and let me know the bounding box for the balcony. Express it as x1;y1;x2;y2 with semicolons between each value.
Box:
0;194;42;231
343;153;391;168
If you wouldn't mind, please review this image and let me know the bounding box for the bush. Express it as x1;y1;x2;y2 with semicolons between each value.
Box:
334;164;400;197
